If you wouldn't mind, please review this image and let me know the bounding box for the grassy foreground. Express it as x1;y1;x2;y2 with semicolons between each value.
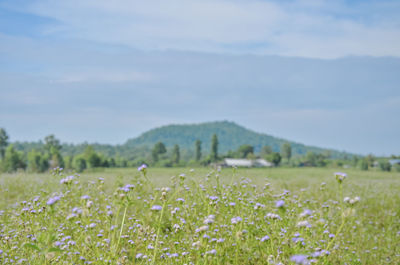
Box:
0;167;399;264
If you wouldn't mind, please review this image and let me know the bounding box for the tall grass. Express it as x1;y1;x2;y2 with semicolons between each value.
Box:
0;167;399;264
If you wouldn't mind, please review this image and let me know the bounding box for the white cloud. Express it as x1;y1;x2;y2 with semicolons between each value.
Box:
6;0;397;58
1;0;400;155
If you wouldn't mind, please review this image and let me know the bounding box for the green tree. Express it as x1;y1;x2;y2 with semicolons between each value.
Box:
281;142;292;162
352;156;359;167
116;156;128;167
360;158;369;170
247;152;257;160
27;149;48;173
211;134;218;162
84;145;102;168
195;140;202;161
261;145;273;156
152;142;167;162
44;135;64;169
44;135;61;155
73;156;87;173
303;152;327;167
101;155;110;167
109;158;116;167
305;151;317;166
237;145;254;158
171;144;180;164
366;154;375;168
0;128;9;160
225;150;235;158
1;145;25;172
49;151;65;169
379;161;391;172
268;152;281;166
64;155;73;170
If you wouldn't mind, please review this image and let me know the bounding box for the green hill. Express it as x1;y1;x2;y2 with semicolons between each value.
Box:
124;121;350;158
12;121;352;160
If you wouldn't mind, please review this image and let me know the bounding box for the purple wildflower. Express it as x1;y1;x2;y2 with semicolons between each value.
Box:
300;209;312;217
176;198;185;203
334;172;347;177
138;164;147;172
124;184;135;190
120;187;130;193
60;175;74;185
290;254;309;264
312;251;321;257
151;205;162;211
206;249;217;255
260;235;270;242
334;172;347;183
47;196;60;206
231;216;242;224
275;200;285;208
72;207;82;214
292;237;304;243
209;196;219;201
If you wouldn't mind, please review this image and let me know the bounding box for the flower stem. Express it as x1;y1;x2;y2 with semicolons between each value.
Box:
151;200;166;265
115;205;128;256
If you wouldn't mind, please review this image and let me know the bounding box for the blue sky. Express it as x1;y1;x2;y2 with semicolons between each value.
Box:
1;0;400;155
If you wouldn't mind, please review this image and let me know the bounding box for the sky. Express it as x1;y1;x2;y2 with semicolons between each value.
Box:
0;0;400;156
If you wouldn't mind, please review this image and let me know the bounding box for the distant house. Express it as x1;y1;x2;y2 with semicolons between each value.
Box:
253;159;274;167
224;159;253;167
389;159;400;166
223;158;273;168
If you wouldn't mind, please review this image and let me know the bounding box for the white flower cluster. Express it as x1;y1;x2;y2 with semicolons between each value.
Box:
195;225;209;233
266;213;281;220
203;214;215;224
344;196;360;205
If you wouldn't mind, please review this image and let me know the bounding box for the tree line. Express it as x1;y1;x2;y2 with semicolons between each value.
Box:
0;128;398;173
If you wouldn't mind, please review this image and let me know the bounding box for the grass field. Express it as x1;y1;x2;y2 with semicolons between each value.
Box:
0;167;399;264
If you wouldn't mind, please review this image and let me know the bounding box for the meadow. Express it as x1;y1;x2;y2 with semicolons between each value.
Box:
0;167;399;264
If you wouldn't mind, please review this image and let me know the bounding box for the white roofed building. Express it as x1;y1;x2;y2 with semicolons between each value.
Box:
223;158;273;168
224;159;253;167
254;159;273;167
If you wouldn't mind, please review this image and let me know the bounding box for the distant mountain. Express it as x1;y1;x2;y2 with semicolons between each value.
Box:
124;121;350;158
